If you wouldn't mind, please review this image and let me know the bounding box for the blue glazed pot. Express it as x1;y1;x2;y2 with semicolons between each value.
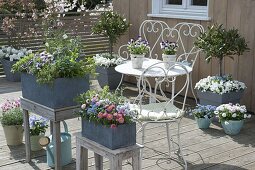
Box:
195;117;212;129
82;118;136;149
1;58;21;82
221;120;244;135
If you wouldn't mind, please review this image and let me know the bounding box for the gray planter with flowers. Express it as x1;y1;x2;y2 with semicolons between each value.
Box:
197;90;244;107
96;66;122;90
21;73;90;109
81;118;136;149
221;120;244;135
1;58;21;82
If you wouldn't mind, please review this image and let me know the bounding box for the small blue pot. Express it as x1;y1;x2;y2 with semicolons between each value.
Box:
221;120;244;135
195;117;212;129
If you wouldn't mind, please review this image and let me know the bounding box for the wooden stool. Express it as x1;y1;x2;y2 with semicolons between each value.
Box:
75;133;143;170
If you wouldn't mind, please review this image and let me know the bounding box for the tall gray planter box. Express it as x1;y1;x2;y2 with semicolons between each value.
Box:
96;66;122;90
197;90;244;107
1;58;21;82
21;73;90;109
82;119;136;149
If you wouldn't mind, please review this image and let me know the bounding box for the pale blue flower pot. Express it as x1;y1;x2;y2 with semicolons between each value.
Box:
195;117;212;129
221;120;244;135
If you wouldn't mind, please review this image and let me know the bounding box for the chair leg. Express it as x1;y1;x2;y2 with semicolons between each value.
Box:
139;123;147;169
177;119;187;170
189;73;198;104
166;123;172;159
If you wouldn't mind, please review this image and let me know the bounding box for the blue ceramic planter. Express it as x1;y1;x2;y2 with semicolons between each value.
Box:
96;66;122;90
82;119;136;149
195;117;212;129
221;120;244;135
1;58;21;82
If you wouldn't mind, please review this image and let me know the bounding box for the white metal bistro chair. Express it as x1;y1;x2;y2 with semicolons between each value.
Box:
131;62;189;170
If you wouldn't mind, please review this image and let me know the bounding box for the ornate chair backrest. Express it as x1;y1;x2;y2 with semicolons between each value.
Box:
169;22;205;69
118;20;204;69
118;20;170;60
136;62;190;111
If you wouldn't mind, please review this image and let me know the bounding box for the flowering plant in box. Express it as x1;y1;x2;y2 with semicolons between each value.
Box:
160;41;178;55
191;104;216;119
195;75;246;95
76;86;137;128
93;53;124;68
215;103;251;122
127;36;150;55
29;115;48;136
0;46;32;61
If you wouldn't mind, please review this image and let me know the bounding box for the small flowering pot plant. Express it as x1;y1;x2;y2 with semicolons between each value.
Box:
195;75;246;106
191;104;216;129
29;115;49;151
93;53;124;90
160;41;178;55
76;86;137;149
0;99;24;146
127;36;150;55
215;103;251;135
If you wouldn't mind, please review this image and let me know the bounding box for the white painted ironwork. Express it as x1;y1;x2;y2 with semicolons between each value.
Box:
135;62;189;170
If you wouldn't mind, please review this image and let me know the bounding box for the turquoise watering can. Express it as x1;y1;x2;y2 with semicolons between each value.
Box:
40;121;72;167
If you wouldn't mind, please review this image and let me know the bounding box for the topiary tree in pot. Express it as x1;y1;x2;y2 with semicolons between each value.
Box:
92;11;129;89
194;24;249;106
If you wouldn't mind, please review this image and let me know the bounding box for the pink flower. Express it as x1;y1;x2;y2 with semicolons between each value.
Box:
110;124;117;128
106;104;115;113
118;117;125;124
113;112;118;117
107;114;113;120
103;112;108;118
117;113;123;119
98;112;104;119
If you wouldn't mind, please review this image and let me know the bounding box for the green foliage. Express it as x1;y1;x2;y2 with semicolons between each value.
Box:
195;24;249;62
92;11;129;56
0;108;23;126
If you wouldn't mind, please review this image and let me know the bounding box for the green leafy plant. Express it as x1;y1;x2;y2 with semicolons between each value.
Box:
127;37;150;55
12;33;96;84
92;11;129;57
0;109;23;126
194;24;249;76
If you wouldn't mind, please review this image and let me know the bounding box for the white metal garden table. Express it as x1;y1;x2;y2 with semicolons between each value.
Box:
115;58;192;103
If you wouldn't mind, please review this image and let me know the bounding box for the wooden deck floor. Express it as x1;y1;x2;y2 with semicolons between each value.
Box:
0;77;255;170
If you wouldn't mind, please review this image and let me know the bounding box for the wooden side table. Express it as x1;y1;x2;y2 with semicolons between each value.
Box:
21;97;80;170
75;133;143;170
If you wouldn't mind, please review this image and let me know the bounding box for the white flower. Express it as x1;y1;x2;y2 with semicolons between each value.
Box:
247;114;251;118
0;50;4;57
214;111;219;115
222;113;227;117
45;43;49;47
62;34;68;39
81;104;86;109
224;121;229;125
232;113;237;118
244;114;247;118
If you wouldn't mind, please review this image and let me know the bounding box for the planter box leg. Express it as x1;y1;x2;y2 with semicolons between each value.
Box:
94;153;103;170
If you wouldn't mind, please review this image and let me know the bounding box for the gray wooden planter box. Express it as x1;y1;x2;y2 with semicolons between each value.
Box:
1;58;21;82
81;118;136;149
21;73;90;109
197;90;244;106
96;66;122;90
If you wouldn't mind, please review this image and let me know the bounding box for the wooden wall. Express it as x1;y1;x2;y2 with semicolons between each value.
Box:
113;0;255;112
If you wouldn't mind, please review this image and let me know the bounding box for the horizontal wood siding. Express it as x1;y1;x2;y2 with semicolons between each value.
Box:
0;11;109;76
113;0;255;112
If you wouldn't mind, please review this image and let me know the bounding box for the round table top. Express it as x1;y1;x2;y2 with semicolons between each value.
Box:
115;58;192;77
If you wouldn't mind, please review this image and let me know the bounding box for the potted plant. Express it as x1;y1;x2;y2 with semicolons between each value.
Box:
195;75;247;106
215;103;251;135
76;86;137;149
191;104;216;129
93;53;124;89
160;41;178;69
127;37;150;69
29;115;48;151
0;46;32;82
92;11;129;89
12;33;96;109
194;24;249;106
0;99;23;145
